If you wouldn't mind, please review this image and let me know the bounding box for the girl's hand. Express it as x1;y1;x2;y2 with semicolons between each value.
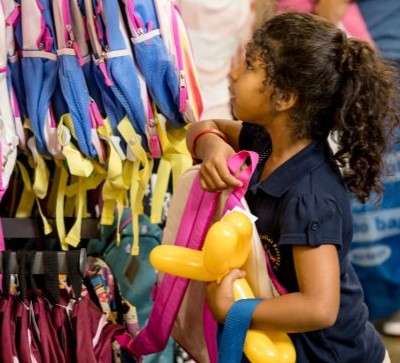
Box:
199;146;243;192
206;269;246;323
187;119;244;191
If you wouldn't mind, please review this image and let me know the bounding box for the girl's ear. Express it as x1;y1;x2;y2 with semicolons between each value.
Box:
273;89;298;112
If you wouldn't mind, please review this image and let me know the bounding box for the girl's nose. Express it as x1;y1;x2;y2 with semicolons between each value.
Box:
229;65;241;83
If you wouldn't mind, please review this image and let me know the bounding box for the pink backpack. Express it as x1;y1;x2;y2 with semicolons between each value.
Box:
131;151;283;362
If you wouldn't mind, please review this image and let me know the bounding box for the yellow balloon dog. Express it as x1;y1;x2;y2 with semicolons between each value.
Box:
150;211;296;363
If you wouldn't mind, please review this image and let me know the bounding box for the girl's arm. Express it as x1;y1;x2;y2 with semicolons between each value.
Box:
206;244;340;332
314;0;352;24
186;119;244;191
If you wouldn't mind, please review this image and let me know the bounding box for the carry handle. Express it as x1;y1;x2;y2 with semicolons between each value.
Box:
227;150;259;201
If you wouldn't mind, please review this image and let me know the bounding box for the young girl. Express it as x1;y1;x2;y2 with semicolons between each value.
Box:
186;12;399;363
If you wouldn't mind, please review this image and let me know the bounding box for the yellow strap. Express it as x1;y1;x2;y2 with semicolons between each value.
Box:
150;159;171;224
62;112;78;140
63;171;105;248
118;118;152;256
15;161;53;235
15;159;52;234
101;180;124;225
150;113;192;223
97;120;128;228
33;153;50;199
26;137;50;200
15;161;36;218
64;177;85;248
59;161;104;249
157;114;189;155
103;160;134;244
57;115;104;247
55;163;69;251
35;198;53;235
58;115;95;178
61;142;95;177
167;153;193;189
64;175;77;217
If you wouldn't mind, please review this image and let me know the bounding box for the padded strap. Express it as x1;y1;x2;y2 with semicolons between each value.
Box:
150;116;192;224
150;158;171;224
15;161;36;218
43;251;60;304
0;220;4;290
172;150;259;249
66;250;84;299
2;250;11;297
16;250;27;298
55;162;69;250
97;118;127;229
118;118;152;255
218;299;262;363
25;250;38;294
64;177;85;248
225;150;259;209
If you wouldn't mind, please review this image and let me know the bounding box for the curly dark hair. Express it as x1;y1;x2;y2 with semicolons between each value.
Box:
247;12;400;203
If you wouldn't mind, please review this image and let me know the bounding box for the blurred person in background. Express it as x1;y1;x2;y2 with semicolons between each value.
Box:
177;0;275;120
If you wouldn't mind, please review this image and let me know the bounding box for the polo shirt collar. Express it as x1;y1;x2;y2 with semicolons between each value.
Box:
250;140;330;197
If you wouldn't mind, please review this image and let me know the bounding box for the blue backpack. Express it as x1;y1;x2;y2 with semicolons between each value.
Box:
122;0;184;128
21;0;59;156
82;0;148;150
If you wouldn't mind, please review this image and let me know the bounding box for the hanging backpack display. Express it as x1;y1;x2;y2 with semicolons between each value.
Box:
20;0;60;156
52;0;103;159
153;0;203;124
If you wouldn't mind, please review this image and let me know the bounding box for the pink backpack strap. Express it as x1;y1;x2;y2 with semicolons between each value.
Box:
0;155;4;288
0;142;5;253
131;151;259;358
0;219;4;291
224;150;259;211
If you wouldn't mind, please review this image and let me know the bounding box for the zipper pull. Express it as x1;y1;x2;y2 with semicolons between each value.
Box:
149;118;162;159
66;24;84;66
98;51;113;86
178;70;188;112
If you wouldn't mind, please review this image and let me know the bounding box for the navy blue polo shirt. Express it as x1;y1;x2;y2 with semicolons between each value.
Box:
239;123;385;363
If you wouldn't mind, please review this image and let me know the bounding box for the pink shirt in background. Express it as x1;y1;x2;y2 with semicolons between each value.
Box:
177;0;254;119
276;0;375;46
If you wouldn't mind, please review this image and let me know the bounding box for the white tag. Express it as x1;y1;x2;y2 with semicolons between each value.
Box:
224;205;258;224
126;145;137;162
110;135;127;160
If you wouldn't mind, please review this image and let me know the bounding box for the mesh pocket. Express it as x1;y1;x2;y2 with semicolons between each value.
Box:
133;37;184;128
83;61;106;117
22;56;58;155
59;55;96;158
9;60;27;117
93;65;125;136
107;56;147;148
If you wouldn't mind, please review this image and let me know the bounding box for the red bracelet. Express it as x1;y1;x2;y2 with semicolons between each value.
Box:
190;128;228;159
